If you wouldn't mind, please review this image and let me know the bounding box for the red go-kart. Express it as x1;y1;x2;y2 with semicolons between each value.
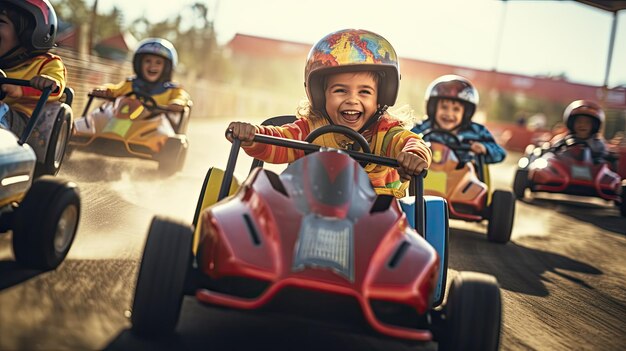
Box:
513;138;626;216
130;125;502;350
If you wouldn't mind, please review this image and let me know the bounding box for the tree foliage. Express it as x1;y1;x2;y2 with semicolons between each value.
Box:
51;0;229;81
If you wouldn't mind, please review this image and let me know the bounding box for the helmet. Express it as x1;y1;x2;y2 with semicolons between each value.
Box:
304;29;400;113
132;38;178;82
563;100;604;134
425;75;479;125
0;0;57;54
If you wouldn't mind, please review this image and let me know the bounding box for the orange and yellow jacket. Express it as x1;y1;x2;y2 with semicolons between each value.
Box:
244;116;432;198
103;78;191;108
4;53;66;117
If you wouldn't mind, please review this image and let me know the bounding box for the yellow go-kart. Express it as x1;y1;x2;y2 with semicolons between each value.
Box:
69;91;190;176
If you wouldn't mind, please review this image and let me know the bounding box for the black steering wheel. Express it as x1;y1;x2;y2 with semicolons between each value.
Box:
423;129;468;150
552;139;589;152
124;91;158;111
551;139;593;162
304;125;372;154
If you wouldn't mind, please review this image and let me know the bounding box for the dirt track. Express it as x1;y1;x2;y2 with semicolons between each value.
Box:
0;119;624;351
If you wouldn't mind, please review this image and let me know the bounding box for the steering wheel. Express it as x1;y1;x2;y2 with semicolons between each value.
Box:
551;139;593;162
552;139;589;152
124;91;158;110
422;129;467;149
304;125;372;154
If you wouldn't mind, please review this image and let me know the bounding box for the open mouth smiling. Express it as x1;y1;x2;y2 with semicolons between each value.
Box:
341;110;362;122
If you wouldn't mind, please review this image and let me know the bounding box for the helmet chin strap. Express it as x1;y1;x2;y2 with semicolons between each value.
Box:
0;46;30;69
357;104;388;134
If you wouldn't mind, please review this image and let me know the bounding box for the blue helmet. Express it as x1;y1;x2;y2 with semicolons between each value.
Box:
132;38;178;82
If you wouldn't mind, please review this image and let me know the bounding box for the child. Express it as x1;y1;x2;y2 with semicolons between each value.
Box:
550;99;608;162
91;38;191;116
227;29;432;198
0;0;66;136
412;74;506;164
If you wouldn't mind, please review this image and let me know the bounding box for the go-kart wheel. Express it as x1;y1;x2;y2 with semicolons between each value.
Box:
131;216;193;337
34;105;71;178
12;176;80;270
512;169;529;199
158;136;188;176
487;190;515;244
439;272;501;351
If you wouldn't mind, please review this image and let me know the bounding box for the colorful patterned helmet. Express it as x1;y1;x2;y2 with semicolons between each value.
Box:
304;29;400;113
0;0;57;54
425;75;479;125
563;100;605;134
133;38;178;82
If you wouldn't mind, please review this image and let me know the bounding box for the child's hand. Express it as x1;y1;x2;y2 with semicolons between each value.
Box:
30;76;58;92
91;88;113;98
470;141;487;154
1;84;22;98
226;121;256;147
396;151;429;181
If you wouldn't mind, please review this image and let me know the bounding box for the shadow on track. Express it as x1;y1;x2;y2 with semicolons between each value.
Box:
105;298;436;351
0;261;44;291
447;228;602;297
520;197;625;235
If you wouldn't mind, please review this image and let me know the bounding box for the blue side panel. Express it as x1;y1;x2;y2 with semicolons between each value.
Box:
399;198;416;229
400;196;449;306
424;196;448;306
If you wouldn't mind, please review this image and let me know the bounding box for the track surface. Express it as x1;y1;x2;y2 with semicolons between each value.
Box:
0;119;624;351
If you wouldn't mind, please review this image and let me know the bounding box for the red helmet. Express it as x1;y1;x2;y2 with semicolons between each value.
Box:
563;100;605;134
425;75;479;125
304;29;400;113
1;0;57;54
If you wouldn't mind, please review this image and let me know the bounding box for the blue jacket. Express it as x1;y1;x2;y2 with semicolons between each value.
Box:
412;120;506;164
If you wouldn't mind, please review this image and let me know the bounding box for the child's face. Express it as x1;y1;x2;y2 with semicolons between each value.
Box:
141;54;166;82
324;72;378;131
573;115;593;139
434;99;464;131
0;12;18;57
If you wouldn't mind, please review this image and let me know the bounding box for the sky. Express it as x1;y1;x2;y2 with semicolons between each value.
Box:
95;0;626;88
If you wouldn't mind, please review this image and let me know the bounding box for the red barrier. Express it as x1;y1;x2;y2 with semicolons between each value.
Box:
484;122;551;152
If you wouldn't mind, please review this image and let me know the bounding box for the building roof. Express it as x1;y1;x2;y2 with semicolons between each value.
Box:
226;33;310;60
225;32;626;109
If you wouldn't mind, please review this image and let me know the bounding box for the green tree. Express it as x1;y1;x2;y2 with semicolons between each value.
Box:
51;0;124;42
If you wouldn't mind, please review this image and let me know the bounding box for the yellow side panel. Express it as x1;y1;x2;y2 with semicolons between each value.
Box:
192;168;240;254
424;170;448;196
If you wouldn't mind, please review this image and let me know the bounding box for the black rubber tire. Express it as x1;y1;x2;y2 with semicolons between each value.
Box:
487;190;515;244
439;272;502;351
512;169;528;200
12;176;80;270
158;137;187;176
131;216;193;337
34;107;71;178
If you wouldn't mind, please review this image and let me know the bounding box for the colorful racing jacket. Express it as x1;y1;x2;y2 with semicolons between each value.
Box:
3;53;66;117
103;78;191;108
243;116;432;198
412;120;506;164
